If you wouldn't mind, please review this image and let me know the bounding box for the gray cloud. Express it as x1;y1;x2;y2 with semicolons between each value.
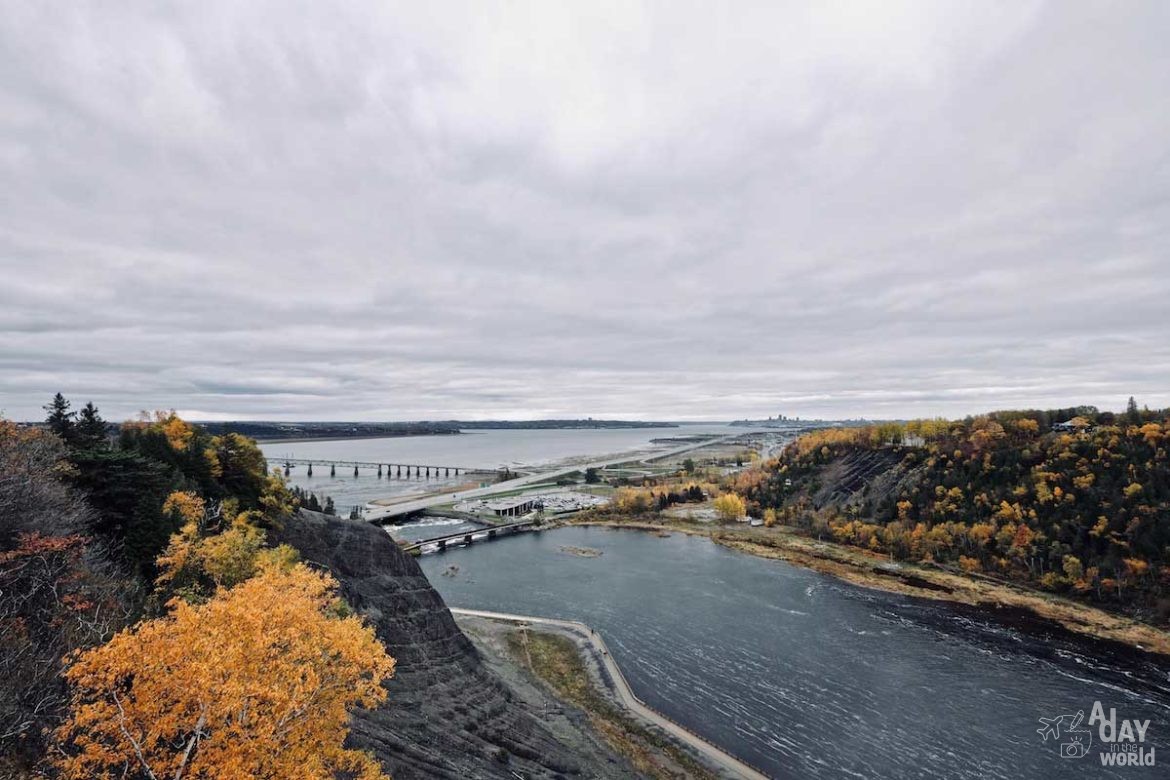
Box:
2;1;1168;421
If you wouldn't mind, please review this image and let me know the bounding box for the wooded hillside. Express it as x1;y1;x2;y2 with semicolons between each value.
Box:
739;403;1170;622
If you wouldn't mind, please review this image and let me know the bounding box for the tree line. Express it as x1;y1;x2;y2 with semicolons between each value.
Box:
736;402;1170;622
1;395;394;778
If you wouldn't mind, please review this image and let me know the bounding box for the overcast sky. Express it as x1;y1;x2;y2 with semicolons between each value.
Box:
2;2;1168;422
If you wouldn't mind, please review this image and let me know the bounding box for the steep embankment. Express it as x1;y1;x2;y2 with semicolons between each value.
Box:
744;417;1170;625
804;447;913;512
273;510;623;780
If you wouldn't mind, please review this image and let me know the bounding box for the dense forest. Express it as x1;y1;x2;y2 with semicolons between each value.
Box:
736;401;1170;622
1;396;393;779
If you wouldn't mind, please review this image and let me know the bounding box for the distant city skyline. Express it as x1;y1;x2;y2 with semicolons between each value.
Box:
3;2;1168;422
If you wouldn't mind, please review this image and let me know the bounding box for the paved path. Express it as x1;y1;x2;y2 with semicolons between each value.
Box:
451;607;771;780
367;434;741;521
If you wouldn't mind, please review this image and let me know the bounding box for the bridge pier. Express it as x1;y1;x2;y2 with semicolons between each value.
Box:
284;463;290;476
377;464;382;478
354;464;359;477
397;465;402;478
330;464;335;477
438;539;447;551
463;534;472;545
307;463;313;477
445;467;449;477
426;466;431;478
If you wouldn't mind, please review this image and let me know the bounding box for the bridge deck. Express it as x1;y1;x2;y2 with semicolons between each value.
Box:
400;519;536;551
277;457;497;472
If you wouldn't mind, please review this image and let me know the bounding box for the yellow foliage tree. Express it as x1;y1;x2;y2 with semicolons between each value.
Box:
195;517;267;588
712;493;746;521
127;410;196;451
55;562;395;780
162;491;205;525
156;496;298;603
612;488;654;514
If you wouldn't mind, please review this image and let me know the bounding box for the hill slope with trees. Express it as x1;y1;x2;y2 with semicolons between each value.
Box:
737;402;1170;623
2;395;630;778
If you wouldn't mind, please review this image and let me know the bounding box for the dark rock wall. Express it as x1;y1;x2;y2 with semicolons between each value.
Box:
273;510;593;779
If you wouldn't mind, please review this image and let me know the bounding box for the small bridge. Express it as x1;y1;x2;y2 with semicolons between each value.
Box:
277;458;509;480
401;519;538;553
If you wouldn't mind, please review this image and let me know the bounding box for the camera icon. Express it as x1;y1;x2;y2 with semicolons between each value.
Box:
1039;711;1093;760
1060;737;1091;759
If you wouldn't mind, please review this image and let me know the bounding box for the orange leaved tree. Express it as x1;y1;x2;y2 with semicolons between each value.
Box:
54;562;395;780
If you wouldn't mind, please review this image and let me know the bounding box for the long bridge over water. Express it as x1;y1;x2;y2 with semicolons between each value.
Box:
277;457;510;480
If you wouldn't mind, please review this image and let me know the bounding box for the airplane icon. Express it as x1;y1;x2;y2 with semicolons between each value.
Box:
1037;710;1086;742
1036;716;1062;741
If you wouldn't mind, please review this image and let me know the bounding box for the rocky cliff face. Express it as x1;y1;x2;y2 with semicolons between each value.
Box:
806;448;915;513
273;510;608;779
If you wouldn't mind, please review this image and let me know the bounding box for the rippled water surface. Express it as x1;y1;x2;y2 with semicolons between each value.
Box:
386;515;484;543
420;527;1169;779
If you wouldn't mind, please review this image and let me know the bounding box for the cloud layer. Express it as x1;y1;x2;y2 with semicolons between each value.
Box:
2;1;1168;421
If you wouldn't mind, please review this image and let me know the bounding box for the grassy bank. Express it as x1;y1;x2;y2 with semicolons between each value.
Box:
505;628;718;780
567;515;1170;658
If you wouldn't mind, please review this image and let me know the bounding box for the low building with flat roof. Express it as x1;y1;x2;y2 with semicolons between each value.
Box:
483;497;536;517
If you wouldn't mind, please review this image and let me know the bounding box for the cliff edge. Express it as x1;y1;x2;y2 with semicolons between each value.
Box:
273;510;626;779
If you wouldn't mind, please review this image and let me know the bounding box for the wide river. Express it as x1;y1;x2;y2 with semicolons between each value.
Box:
259;425;740;514
420;526;1169;779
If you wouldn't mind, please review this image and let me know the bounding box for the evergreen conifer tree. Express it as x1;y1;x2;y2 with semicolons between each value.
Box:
43;393;76;444
74;402;108;450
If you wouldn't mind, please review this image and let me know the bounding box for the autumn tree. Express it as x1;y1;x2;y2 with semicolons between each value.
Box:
0;421;136;768
612;488;654;514
153;491;298;605
58;401;298;575
734;402;1170;620
55;562;395;780
713;493;746;521
206;432;295;524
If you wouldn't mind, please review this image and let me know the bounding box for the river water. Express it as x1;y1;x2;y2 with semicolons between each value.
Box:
258;425;739;514
419;526;1169;779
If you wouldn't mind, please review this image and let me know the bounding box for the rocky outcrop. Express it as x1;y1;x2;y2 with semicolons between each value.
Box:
272;510;609;779
808;448;918;513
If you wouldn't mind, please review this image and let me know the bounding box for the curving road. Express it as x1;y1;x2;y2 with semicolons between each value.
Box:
366;434;741;521
451;607;771;780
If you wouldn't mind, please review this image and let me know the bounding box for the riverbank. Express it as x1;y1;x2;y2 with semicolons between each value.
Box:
567;516;1170;659
454;609;758;780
